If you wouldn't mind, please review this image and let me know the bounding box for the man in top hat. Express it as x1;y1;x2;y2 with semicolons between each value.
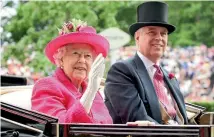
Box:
104;1;188;125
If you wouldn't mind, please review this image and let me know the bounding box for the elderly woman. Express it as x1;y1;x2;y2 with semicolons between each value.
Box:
31;19;112;124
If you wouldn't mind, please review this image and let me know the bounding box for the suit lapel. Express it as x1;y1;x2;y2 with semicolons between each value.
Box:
133;54;162;123
161;68;187;123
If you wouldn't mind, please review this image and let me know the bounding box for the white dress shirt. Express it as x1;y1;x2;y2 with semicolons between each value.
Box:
136;51;175;110
137;51;159;82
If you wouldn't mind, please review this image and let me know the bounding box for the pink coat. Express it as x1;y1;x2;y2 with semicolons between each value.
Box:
31;68;112;124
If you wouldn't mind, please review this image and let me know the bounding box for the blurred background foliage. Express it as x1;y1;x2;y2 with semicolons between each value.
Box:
1;1;214;74
192;102;214;112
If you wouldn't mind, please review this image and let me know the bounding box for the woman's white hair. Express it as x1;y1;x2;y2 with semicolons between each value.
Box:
53;46;67;67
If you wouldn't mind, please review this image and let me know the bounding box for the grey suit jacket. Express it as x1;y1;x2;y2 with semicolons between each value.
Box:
104;54;188;124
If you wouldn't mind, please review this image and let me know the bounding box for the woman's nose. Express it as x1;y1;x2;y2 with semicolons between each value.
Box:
78;54;86;63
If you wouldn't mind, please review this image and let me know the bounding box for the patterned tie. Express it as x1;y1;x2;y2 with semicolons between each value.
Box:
153;64;176;118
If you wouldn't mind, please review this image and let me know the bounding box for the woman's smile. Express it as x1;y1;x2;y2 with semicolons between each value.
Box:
74;67;86;71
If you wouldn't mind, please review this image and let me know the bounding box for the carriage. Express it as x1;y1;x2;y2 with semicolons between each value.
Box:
1;75;213;137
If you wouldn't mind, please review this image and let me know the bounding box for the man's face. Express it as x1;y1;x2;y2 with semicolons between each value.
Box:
135;26;168;63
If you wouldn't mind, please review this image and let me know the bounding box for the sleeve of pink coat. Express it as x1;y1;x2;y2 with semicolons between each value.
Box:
31;79;93;123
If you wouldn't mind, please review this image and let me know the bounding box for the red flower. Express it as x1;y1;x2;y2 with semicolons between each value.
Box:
58;30;64;35
76;25;82;31
169;73;175;79
66;23;73;30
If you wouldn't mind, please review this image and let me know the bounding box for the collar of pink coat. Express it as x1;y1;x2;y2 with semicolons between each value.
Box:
53;68;87;93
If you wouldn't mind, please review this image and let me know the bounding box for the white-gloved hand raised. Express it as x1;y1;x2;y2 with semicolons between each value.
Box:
80;54;105;113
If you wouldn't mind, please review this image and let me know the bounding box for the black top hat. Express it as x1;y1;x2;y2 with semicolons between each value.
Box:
129;1;176;36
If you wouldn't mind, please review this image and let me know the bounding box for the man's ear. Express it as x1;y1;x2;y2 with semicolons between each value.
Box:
134;29;140;42
134;31;140;46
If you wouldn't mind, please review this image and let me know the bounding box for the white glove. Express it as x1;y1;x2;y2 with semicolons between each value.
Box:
80;54;105;113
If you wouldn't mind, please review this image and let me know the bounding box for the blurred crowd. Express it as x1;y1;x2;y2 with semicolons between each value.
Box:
120;45;214;102
1;45;214;102
0;58;44;84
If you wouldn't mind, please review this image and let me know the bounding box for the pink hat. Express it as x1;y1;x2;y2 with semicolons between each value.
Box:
45;19;109;65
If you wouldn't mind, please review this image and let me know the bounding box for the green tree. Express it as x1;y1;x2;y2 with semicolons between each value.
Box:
167;1;214;47
2;1;214;75
2;1;130;74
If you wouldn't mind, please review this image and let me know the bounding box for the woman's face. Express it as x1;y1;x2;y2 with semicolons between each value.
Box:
61;43;95;82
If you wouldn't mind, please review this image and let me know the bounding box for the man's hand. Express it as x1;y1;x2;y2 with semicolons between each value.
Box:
126;121;155;126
